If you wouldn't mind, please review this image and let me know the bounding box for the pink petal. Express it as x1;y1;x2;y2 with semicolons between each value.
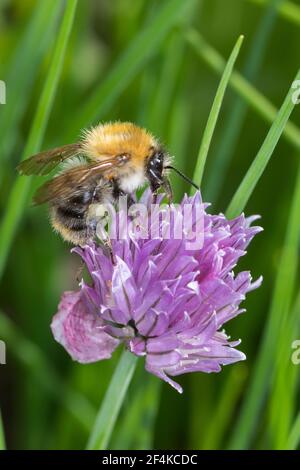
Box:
51;291;119;363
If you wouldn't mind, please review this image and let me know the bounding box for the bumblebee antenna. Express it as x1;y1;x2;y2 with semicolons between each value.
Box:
165;165;199;190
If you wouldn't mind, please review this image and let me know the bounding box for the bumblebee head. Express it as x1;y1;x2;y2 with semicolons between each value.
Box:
145;148;168;192
146;147;198;195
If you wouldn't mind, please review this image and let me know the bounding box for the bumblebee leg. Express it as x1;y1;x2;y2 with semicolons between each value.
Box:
152;191;159;205
125;193;135;207
104;237;116;265
163;177;173;204
97;223;115;265
148;170;164;205
87;205;116;265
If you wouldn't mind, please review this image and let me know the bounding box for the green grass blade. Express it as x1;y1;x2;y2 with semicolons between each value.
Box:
201;366;247;449
226;68;300;219
270;297;300;449
269;172;300;447
168;85;192;201
147;30;186;136
247;0;300;26
205;0;282;202
0;0;61;164
0;0;78;281
228;161;300;449
191;35;244;189
63;0;197;141
186;30;300;153
147;0;198;135
86;349;138;450
0;410;6;450
112;375;161;450
288;414;300;450
287;339;300;452
284;290;300;450
0;310;95;432
285;291;300;449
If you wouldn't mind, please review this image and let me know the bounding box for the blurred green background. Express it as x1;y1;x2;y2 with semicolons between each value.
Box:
1;0;300;450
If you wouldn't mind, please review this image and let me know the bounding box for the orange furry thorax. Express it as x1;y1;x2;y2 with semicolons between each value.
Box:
81;122;158;167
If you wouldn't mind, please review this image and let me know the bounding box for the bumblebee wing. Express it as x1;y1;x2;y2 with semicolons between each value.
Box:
17;143;82;176
33;154;129;205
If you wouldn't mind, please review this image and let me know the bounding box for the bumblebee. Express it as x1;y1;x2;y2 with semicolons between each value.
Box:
18;121;197;244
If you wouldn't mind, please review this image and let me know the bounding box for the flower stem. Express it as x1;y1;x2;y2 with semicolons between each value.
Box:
86;350;138;450
188;32;244;189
